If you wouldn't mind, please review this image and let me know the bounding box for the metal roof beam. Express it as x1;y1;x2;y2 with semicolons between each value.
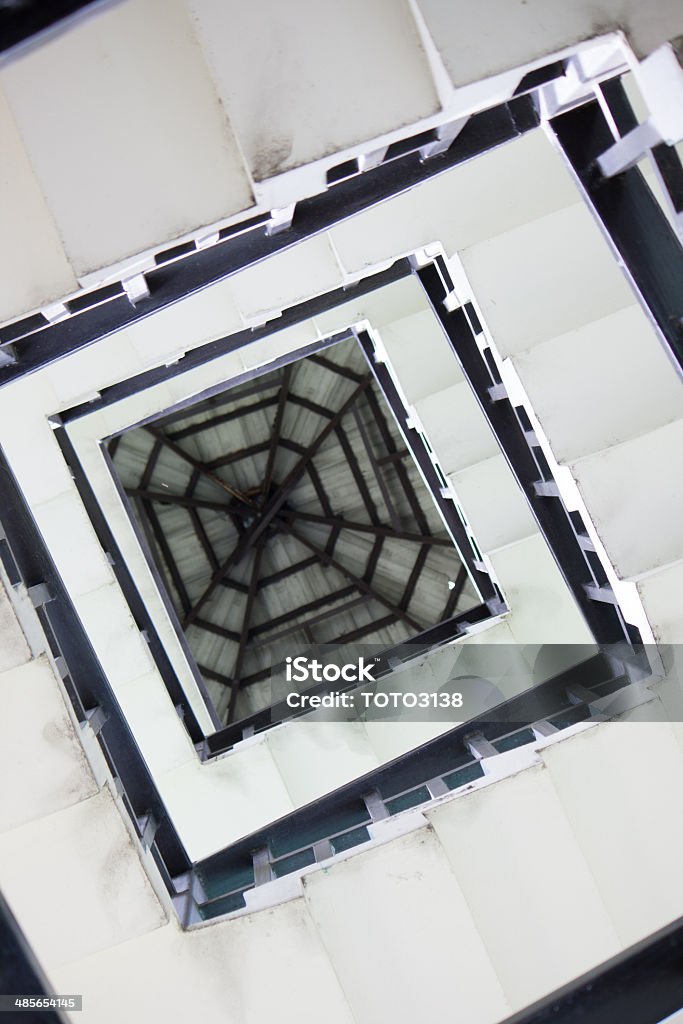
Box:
400;544;430;612
307;352;364;382
262;364;292;498
167;393;280;441
249;584;358;637
351;403;401;531
283;524;424;633
364;387;430;534
249;595;370;648
125;488;240;514
442;565;469;620
334;422;381;525
142;500;192;618
227;543;264;723
144;426;256;506
182;374;372;627
276;509;451;546
258;555;319;588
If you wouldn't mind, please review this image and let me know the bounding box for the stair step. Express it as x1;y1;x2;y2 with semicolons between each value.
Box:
570;418;683;579
460;203;633;359
509;304;683;464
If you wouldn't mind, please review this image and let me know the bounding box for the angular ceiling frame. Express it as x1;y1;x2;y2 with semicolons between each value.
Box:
114;338;482;725
54;302;503;742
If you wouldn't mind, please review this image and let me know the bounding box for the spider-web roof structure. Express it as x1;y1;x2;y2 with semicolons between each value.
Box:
112;337;475;723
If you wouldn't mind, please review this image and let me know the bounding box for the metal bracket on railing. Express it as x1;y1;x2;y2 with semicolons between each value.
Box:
27;582;53;608
171;871;205;927
464;731;499;760
485;597;508;618
566;684;598;708
419;117;467;160
584;584;618;605
595;46;683;243
84;705;108;736
425;777;450;799
362;788;390;822
111;776;125;800
194;738;210;761
598;45;683;176
531;720;560;740
137;812;159;852
266;204;295;236
533;480;561;498
0;343;17;369
252;846;273;886
598;118;663;177
487;383;508;403
122;273;150;307
54;655;69;680
312;839;334;863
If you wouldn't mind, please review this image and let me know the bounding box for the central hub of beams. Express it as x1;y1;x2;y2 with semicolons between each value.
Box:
235;489;293;543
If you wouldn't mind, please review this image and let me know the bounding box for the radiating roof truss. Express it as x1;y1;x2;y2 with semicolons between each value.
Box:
112;336;474;723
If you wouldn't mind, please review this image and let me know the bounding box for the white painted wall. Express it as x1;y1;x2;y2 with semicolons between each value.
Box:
0;89;76;324
188;0;439;180
416;0;683;84
1;0;679;318
0;0;253;278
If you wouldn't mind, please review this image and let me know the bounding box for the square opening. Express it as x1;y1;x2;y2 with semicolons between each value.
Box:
109;332;492;726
